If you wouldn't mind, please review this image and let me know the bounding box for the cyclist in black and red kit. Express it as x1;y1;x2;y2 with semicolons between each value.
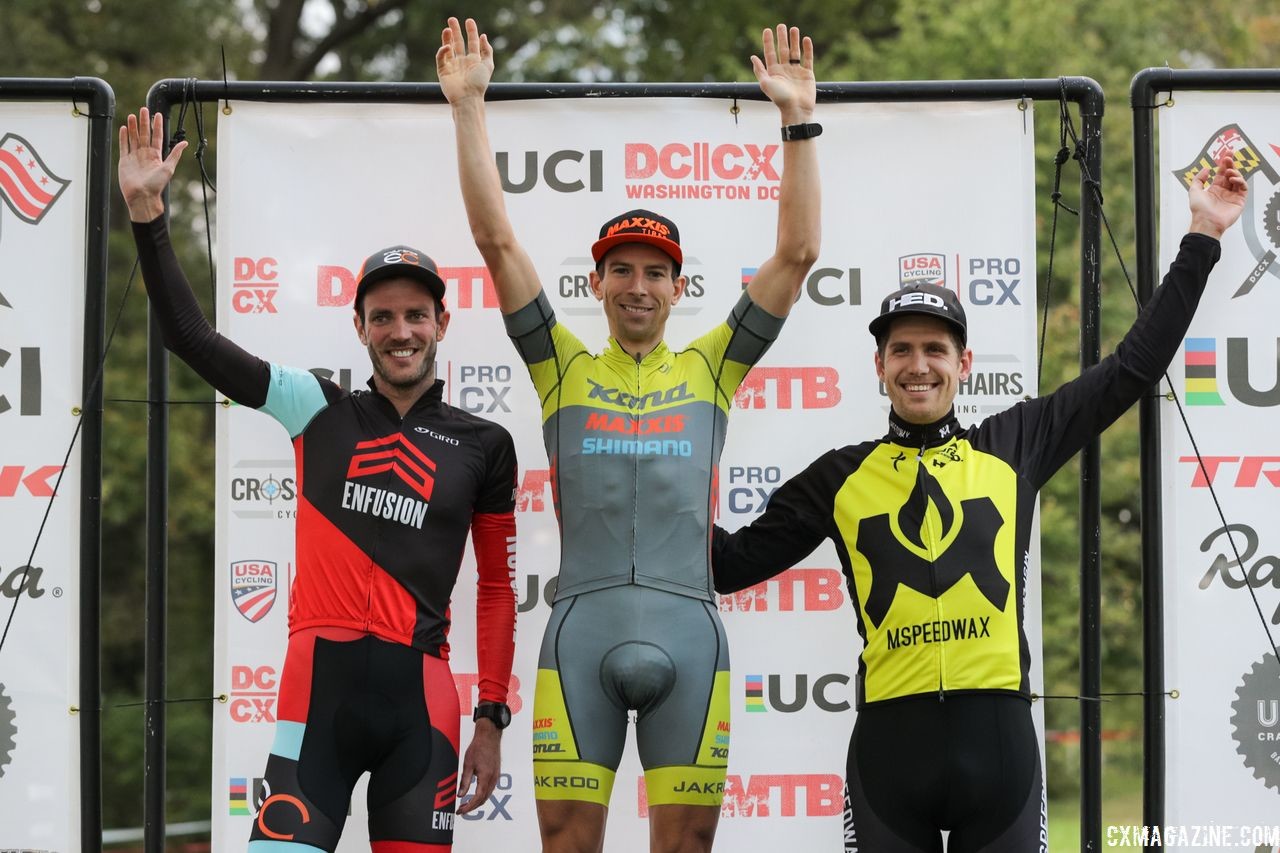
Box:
119;108;518;853
712;154;1247;851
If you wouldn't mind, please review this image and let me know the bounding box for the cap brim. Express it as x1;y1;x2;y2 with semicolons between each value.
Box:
868;308;966;343
591;233;683;265
356;265;447;302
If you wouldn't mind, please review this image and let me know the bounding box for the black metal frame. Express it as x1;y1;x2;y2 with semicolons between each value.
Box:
145;74;1105;849
0;75;114;853
1130;66;1280;833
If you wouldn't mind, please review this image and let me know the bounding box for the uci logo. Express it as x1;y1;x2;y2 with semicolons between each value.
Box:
889;292;946;312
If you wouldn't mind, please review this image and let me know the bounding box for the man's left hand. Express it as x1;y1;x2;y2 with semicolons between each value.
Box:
1188;153;1248;239
753;24;816;126
456;718;501;816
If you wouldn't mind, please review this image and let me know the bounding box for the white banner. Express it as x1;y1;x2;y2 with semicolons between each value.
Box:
0;100;88;851
1159;92;1280;822
212;96;1039;851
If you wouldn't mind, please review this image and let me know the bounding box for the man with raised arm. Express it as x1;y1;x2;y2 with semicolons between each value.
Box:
119;107;519;853
710;155;1247;852
439;16;820;853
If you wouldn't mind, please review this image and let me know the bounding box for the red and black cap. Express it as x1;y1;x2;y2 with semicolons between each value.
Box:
868;282;968;345
590;209;683;266
355;246;447;306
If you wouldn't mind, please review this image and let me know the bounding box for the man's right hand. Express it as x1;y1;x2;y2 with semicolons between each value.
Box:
437;16;494;106
118;108;187;223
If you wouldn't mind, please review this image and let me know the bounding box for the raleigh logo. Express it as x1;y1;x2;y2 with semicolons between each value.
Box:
1173;124;1280;298
1198;523;1280;625
1184;337;1280;407
230;560;277;623
855;474;1008;628
624;140;782;202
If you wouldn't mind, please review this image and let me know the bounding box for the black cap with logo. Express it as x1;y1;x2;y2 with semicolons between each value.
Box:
591;209;683;267
355;245;447;308
868;282;968;345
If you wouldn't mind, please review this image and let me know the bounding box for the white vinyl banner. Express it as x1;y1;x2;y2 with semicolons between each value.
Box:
212;97;1039;851
0;101;87;850
1159;92;1280;825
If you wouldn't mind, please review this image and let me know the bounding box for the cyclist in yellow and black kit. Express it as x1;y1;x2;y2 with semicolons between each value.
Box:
441;15;821;853
712;154;1247;852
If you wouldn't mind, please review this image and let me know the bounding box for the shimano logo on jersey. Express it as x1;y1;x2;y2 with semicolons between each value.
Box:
888;291;948;312
414;425;460;446
582;437;693;457
341;481;429;529
586;378;694;411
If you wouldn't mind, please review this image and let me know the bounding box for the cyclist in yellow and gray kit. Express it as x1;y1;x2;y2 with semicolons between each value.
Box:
712;155;1247;852
439;15;821;853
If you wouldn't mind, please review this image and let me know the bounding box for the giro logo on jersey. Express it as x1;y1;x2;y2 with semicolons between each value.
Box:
735;367;841;410
0;464;62;497
230;560;277;623
855;474;1008;628
343;434;436;528
316;264;499;309
229;665;278;724
744;673;851;713
232;256;279;315
1198;523;1280;625
900;253;946;286
0;346;41;416
636;773;843;818
1180;455;1280;488
257;793;311;840
497;149;603;194
586;378;694;411
717;567;845;612
624;140;782;202
1172;124;1280;298
1184;337;1280;407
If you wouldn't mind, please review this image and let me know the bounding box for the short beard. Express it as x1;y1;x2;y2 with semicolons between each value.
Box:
368;339;436;390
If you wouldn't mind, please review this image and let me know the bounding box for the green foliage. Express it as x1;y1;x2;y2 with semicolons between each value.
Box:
7;0;1280;837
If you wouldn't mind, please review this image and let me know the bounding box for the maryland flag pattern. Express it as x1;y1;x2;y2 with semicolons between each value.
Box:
1173;123;1279;189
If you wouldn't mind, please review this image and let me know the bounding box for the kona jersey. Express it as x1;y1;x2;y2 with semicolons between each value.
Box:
714;233;1221;706
134;218;517;702
505;289;783;602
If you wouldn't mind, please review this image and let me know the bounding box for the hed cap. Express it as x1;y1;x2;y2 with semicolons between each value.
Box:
355;245;447;306
591;209;683;266
868;282;968;345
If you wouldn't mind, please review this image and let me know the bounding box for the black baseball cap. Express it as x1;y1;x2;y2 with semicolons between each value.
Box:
868;282;968;345
355;245;447;307
591;209;683;266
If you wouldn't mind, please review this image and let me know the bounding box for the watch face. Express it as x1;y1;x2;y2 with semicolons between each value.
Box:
476;703;512;728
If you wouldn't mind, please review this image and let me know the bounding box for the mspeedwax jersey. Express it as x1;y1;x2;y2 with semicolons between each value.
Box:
504;289;784;602
713;233;1222;706
132;218;518;703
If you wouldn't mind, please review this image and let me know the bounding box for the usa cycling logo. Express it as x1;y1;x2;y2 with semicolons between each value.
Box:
1173;124;1280;298
341;434;436;529
230;560;278;623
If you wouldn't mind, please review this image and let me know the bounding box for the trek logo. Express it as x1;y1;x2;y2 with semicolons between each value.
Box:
726;465;779;514
717;568;845;612
497;149;602;193
1184;337;1280;407
734;367;841;410
317;264;499;309
232;257;279;315
636;773;843;818
1180;455;1280;488
745;673;851;713
855;475;1008;628
229;665;277;724
1;564;59;600
1172;124;1280;298
342;434;436;528
0;346;41;416
624;141;782;202
1199;523;1280;625
456;365;512;414
742;267;862;306
586;378;694;411
230;560;277;623
0;464;62;497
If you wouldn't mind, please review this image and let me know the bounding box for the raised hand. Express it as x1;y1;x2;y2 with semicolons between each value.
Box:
752;24;816;125
1188;153;1248;240
118;107;187;223
437;16;494;105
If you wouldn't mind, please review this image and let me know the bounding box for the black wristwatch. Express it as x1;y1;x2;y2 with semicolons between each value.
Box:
780;122;823;141
473;702;512;730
